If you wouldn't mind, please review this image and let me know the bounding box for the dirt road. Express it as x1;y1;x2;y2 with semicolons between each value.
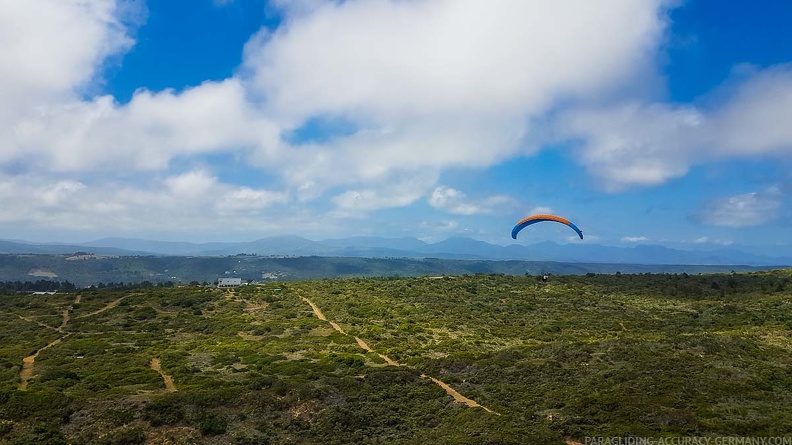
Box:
301;297;347;334
354;336;401;366
300;295;498;415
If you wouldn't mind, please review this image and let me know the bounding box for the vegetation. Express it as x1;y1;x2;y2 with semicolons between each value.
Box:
0;253;777;287
0;280;76;295
0;270;790;443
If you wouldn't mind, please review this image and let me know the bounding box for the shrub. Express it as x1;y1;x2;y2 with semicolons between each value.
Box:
199;414;228;436
98;427;146;445
143;398;184;426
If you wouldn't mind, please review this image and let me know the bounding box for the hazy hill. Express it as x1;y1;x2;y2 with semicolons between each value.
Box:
2;236;791;266
0;254;780;288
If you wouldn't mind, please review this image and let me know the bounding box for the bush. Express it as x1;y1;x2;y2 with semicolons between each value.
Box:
0;420;13;437
143;398;184;427
98;427;146;445
199;414;228;436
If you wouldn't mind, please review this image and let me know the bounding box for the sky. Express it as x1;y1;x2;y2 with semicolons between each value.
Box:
1;0;791;251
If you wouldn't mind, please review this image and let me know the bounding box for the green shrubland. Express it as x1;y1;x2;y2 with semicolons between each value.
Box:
0;270;790;443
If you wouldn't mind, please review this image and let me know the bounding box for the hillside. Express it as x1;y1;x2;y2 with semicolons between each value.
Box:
0;254;779;288
1;271;791;443
4;236;792;266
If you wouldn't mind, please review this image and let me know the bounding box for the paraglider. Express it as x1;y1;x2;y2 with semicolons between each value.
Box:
511;214;583;240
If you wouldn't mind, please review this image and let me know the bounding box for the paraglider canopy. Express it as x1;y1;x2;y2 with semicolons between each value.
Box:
512;214;583;240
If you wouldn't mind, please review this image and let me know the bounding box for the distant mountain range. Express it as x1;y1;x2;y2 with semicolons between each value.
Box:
1;236;790;267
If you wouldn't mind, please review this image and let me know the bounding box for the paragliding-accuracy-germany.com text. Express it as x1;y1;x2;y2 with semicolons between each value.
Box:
584;437;792;445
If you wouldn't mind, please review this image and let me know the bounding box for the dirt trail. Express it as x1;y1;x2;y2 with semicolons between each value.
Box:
354;337;401;366
355;337;373;352
421;374;496;413
301;297;347;334
19;336;67;390
17;295;83;389
300;296;498;415
150;358;177;392
59;309;70;331
77;297;125;319
16;314;58;331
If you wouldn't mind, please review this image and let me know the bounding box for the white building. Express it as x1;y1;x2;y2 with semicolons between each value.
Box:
218;278;242;288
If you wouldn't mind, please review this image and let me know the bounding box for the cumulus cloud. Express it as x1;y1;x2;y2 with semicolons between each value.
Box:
0;0;133;108
1;1;674;204
0;171;286;234
7;79;281;172
247;0;667;121
20;0;792;239
528;206;555;215
428;186;513;215
694;187;782;228
621;236;650;243
558;65;792;190
332;172;437;212
242;0;671;189
693;237;733;246
568;234;599;243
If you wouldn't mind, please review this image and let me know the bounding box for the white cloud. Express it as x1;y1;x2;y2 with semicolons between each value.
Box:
559;103;700;190
0;0;133;109
0;0;673;214
693;237;733;246
242;0;671;190
20;0;792;241
567;234;598;243
695;187;782;228
428;186;513;215
0;171;286;233
7;79;281;172
2;0;673;209
528;206;555;215
621;236;650;243
558;65;792;190
332;174;433;212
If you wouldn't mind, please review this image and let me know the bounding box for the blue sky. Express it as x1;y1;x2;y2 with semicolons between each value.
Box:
1;0;791;252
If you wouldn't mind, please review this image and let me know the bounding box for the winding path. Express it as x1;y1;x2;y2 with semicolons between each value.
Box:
17;294;84;389
16;314;58;332
300;295;498;415
150;358;177;392
19;336;69;390
77;297;125;319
